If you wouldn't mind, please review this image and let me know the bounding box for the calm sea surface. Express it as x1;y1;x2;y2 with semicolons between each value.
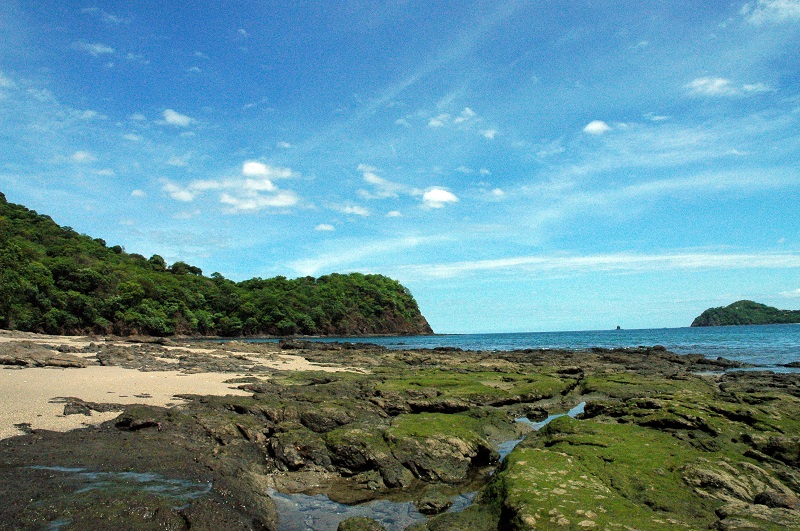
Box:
251;324;800;371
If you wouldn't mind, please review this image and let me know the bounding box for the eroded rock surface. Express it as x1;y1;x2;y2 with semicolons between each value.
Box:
1;337;799;530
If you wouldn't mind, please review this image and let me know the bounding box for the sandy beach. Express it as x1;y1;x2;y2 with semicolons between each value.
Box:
0;330;355;440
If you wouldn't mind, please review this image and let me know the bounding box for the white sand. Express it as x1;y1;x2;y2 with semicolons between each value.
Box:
0;366;252;440
0;330;363;440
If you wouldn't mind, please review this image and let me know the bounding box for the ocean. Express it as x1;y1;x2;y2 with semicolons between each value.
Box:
268;324;800;371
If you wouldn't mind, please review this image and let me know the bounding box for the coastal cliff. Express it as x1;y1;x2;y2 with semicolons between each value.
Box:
691;300;800;327
0;192;433;337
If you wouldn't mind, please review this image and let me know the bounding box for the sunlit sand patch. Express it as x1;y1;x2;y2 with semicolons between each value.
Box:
0;366;251;440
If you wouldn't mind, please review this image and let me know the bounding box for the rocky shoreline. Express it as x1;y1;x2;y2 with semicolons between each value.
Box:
1;332;799;529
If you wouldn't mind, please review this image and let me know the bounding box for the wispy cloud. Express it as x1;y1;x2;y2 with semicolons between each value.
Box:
69;151;96;163
161;109;194;127
288;235;445;276
81;8;130;25
330;204;371;217
685;77;773;97
72;41;115;57
742;0;800;24
357;164;408;199
399;251;800;279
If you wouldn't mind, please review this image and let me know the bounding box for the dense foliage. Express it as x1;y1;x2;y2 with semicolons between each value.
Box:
691;300;800;327
0;193;433;337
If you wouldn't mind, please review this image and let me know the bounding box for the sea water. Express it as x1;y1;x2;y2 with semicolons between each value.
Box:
299;324;800;370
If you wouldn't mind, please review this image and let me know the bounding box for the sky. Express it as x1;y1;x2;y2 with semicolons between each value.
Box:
1;1;800;333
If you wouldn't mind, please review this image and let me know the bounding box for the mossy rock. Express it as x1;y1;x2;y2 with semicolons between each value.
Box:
486;415;800;529
337;516;386;530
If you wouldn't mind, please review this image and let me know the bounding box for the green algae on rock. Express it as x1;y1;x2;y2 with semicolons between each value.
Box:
1;338;799;529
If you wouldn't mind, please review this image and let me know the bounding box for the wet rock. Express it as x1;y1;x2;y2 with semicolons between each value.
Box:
270;430;331;471
301;407;353;433
407;398;471;414
389;435;493;484
415;490;453;515
337;516;387;531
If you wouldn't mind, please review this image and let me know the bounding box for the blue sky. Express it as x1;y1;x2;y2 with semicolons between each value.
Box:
2;1;800;333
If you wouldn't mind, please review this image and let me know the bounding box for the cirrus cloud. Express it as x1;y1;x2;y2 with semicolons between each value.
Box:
743;0;800;24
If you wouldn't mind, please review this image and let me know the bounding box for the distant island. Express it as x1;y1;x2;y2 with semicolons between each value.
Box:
0;192;433;337
691;300;800;327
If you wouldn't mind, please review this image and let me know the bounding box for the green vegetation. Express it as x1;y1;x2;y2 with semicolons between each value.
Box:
691;299;800;327
0;192;432;337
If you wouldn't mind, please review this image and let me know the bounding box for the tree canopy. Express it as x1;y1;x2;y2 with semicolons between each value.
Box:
0;192;433;337
691;300;800;327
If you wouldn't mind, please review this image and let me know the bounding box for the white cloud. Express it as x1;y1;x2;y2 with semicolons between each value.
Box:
332;204;371;217
220;191;298;212
481;129;499;139
454;107;477;123
583;120;612;135
428;114;450;127
161;109;194;127
386;211;403;218
456;166;473;174
72;41;115;57
781;288;800;298
480;168;492;176
395;118;411;127
685;77;739;97
238;28;249;38
195;51;210;60
490;188;506;198
131;189;146;198
129;113;146;121
685;77;775;97
400;251;800;279
161;161;301;212
277;141;292;149
242;160;293;179
162;181;197;202
70;151;96;163
186;66;202;73
743;0;800;24
742;83;774;93
96;169;115;176
123;133;142;142
421;187;459;209
315;224;336;231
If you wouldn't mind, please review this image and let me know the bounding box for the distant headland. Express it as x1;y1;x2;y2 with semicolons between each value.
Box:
691;300;800;327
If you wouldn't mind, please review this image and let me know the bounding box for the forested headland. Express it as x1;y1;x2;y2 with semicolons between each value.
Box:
0;192;433;337
691;299;800;327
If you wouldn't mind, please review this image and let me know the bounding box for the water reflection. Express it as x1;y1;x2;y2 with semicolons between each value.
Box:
268;489;427;531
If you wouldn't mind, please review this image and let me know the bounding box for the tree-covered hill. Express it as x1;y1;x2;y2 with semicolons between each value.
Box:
691;300;800;327
0;192;433;337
